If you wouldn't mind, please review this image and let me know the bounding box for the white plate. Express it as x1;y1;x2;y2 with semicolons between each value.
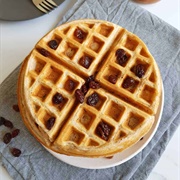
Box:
44;84;164;169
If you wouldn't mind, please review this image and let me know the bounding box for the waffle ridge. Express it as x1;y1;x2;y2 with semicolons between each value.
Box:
18;19;162;157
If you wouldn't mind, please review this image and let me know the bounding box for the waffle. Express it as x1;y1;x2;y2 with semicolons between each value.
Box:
18;19;162;157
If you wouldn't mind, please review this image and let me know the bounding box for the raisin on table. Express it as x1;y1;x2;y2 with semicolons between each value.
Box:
3;133;12;144
12;104;19;112
0;117;5;126
3;119;14;129
11;148;21;157
12;129;20;138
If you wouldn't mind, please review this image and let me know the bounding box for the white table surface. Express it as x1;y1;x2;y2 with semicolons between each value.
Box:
0;0;179;179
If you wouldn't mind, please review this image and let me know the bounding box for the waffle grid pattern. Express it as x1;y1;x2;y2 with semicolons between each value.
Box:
20;20;161;156
96;31;159;115
26;55;85;141
55;88;150;148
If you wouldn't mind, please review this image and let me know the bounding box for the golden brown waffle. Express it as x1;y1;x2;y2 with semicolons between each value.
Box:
18;19;162;157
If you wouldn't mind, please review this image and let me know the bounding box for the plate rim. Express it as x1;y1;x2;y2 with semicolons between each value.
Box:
0;0;65;21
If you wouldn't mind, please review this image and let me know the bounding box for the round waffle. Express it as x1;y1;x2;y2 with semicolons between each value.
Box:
18;19;162;157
